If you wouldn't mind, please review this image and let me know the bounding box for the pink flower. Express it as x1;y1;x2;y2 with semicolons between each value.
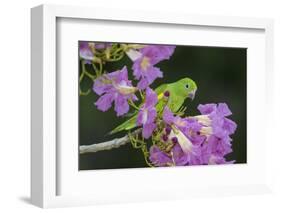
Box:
137;87;158;138
132;45;176;89
79;41;94;62
93;66;138;116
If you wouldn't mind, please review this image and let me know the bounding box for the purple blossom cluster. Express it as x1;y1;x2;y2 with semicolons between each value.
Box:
132;45;175;89
93;66;138;116
149;103;237;166
92;44;175;116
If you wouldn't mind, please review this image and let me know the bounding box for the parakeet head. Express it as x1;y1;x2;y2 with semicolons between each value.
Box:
177;77;197;100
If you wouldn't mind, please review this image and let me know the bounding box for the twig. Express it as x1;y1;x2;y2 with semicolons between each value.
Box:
79;129;142;154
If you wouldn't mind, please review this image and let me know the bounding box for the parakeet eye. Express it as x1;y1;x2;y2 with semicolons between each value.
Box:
185;84;189;89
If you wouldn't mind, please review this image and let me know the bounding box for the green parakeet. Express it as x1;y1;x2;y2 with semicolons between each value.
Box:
110;77;197;134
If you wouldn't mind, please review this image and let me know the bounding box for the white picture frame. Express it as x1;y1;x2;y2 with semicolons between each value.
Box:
31;4;274;208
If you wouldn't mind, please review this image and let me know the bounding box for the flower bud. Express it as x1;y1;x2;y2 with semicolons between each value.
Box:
162;134;168;142
165;126;172;135
171;137;178;143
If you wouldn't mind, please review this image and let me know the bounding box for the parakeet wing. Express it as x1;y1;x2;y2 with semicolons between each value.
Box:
109;113;138;134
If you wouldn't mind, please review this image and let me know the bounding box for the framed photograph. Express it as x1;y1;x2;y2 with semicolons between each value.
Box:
31;4;274;208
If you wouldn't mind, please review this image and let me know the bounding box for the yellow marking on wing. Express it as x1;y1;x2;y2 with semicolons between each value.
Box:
157;93;164;100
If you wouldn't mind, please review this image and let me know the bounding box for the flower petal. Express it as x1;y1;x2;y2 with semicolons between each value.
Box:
163;107;175;124
197;103;217;115
142;122;156;139
114;95;130;116
79;42;94;61
223;118;237;135
149;145;172;166
137;78;150;90
93;77;113;95
94;93;114;112
217;103;232;116
144;87;158;108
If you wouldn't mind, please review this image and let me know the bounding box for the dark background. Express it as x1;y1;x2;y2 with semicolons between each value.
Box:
79;43;247;170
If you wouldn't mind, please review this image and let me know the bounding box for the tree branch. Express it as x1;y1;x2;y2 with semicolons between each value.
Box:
79;129;142;154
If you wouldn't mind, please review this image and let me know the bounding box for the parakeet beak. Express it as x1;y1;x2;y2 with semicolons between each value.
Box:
188;90;196;101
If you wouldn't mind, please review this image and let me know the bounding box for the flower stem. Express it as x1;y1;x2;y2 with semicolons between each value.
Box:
128;131;154;167
105;52;124;62
139;90;144;100
79;60;95;96
79;88;91;96
128;99;140;110
84;70;95;80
